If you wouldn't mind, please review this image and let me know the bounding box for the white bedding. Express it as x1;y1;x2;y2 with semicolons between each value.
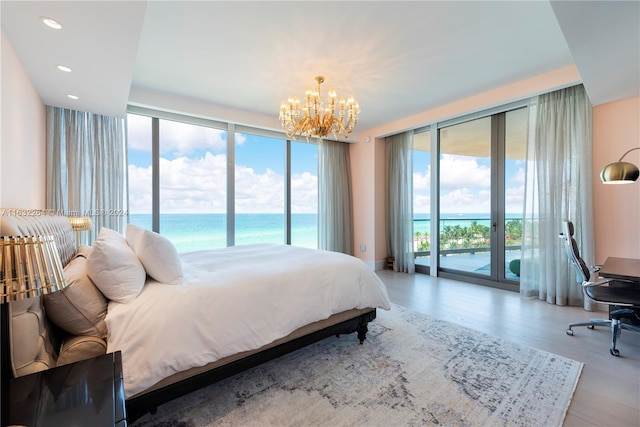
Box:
105;244;391;398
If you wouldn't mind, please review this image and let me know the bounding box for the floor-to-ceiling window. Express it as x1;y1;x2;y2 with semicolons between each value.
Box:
127;114;153;229
126;109;319;251
234;133;285;245
159;119;228;251
290;141;318;248
438;116;493;276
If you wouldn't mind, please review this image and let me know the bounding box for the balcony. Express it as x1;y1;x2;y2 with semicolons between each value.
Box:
412;217;522;280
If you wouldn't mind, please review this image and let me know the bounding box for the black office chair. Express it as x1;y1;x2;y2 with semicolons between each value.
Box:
559;220;640;356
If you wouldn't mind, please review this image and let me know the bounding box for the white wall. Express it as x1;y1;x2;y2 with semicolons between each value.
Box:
1;30;46;209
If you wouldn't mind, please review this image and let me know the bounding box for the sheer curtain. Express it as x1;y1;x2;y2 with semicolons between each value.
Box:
318;140;354;255
520;85;595;309
386;132;415;273
46;107;128;245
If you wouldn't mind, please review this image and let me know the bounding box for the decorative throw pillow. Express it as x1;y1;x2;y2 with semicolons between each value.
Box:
126;224;184;285
87;227;146;303
57;335;107;366
44;246;109;338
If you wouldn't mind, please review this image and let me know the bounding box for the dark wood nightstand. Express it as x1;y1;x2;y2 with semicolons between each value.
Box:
7;351;126;427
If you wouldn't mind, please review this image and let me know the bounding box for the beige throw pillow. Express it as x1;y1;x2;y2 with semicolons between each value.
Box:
44;246;108;338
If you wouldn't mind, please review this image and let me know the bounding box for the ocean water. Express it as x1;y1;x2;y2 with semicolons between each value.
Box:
129;213;318;253
129;213;522;253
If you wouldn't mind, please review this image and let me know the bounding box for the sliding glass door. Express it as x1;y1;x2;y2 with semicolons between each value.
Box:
433;107;526;289
413;129;432;269
438;116;493;277
503;108;527;281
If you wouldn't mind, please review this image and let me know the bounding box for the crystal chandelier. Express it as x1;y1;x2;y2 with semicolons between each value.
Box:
279;76;360;141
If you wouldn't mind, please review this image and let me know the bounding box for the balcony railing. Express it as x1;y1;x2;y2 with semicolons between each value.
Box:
415;245;522;258
412;217;523;258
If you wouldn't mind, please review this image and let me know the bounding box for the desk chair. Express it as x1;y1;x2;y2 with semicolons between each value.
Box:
559;220;640;356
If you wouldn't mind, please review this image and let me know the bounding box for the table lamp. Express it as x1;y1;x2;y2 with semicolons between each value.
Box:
1;235;68;424
68;216;93;247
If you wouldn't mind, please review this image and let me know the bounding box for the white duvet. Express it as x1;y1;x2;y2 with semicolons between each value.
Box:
105;244;391;398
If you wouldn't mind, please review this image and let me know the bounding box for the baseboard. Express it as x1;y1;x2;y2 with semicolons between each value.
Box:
360;260;383;271
372;260;386;271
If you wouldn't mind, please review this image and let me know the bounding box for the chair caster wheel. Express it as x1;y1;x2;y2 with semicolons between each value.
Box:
610;348;620;356
566;329;573;336
587;325;595;329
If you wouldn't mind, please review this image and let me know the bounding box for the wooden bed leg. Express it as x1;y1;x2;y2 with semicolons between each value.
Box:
357;323;368;344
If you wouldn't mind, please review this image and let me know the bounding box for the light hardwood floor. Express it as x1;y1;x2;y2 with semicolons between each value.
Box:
377;270;640;427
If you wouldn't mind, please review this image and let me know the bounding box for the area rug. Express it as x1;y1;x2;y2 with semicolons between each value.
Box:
131;304;582;427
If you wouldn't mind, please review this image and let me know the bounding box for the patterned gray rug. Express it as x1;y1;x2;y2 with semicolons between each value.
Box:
131;304;582;427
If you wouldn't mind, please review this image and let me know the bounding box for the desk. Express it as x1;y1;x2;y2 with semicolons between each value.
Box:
598;257;640;325
599;257;640;282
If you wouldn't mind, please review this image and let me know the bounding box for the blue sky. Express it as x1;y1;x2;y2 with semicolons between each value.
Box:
127;114;318;214
413;151;525;215
127;114;523;216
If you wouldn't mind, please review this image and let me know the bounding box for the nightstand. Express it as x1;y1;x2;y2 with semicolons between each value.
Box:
6;351;126;427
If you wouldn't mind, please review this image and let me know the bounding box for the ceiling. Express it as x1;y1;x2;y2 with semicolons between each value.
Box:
2;1;639;138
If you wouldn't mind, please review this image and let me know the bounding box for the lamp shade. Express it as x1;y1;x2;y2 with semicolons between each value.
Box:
599;161;640;184
68;217;93;231
600;147;640;184
0;235;67;303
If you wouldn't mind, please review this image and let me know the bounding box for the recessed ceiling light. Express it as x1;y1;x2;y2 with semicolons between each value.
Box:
57;65;72;73
67;94;79;100
41;17;63;30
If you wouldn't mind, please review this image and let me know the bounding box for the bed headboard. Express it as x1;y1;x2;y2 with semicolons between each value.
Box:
1;208;76;376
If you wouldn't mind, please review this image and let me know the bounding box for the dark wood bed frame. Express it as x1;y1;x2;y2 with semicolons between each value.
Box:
125;309;376;422
0;209;378;424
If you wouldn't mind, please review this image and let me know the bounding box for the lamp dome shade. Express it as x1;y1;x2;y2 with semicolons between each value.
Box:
599;161;640;184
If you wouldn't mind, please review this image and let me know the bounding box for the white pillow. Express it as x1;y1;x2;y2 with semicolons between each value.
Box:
126;224;184;285
87;227;146;303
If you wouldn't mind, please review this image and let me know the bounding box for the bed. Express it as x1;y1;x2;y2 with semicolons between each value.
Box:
0;209;391;422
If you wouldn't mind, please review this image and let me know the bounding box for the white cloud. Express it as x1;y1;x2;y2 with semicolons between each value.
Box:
413;168;431;213
128;153;318;214
414;155;492;213
511;166;525;185
440;188;491;213
413;167;430;191
127;164;152;212
127;114;152;151
505;184;525;214
440;154;491;189
235;165;284;213
292;172;318;213
159;122;226;156
413;194;430;213
127;115;227;156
